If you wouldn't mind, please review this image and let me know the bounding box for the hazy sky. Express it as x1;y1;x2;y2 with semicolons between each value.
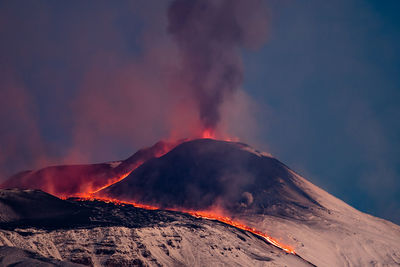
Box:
243;0;400;224
0;0;399;223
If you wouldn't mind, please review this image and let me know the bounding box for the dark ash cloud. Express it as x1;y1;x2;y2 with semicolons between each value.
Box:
167;0;268;131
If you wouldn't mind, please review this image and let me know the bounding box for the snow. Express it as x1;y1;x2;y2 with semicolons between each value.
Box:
0;188;311;266
0;220;310;266
1;139;400;266
235;168;400;266
0;246;81;266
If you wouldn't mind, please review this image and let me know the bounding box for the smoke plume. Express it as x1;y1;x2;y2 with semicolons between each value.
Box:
167;0;268;131
0;1;268;179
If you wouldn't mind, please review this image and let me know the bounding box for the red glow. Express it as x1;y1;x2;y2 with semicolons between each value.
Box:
202;129;215;139
187;210;295;254
74;196;295;255
1;139;184;199
200;129;240;142
4;136;295;255
88;171;133;195
3;135;295;254
87;140;183;196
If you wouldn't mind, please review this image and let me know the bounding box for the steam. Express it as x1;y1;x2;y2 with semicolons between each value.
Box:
167;0;268;131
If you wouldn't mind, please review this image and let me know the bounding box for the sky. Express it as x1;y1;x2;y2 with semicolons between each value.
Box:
0;0;399;223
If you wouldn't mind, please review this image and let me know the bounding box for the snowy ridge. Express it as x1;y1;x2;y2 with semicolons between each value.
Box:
0;190;310;266
1;139;400;266
236;168;400;266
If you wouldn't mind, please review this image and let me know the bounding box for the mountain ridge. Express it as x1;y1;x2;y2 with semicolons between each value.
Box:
1;138;400;266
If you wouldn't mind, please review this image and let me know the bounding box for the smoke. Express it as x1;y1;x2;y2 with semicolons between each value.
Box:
167;0;268;131
99;139;319;217
0;1;269;179
0;74;52;179
0;1;175;176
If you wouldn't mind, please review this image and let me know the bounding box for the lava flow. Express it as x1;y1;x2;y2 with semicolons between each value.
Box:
87;171;133;195
67;135;295;255
78;132;228;197
5;134;295;255
187;210;296;254
74;196;296;255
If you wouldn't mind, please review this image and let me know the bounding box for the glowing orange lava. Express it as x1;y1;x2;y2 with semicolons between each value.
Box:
202;129;215;139
187;210;295;254
75;196;295;255
89;171;133;195
50;136;295;255
75;140;182;198
200;129;241;142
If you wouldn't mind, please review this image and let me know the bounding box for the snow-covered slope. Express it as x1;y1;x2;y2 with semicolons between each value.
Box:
237;170;400;266
0;246;82;266
96;139;400;266
1;139;400;266
0;189;311;266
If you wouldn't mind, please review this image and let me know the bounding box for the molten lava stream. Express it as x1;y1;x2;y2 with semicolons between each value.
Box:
75;196;295;255
84;136;236;197
89;171;134;195
187;210;295;254
69;136;294;254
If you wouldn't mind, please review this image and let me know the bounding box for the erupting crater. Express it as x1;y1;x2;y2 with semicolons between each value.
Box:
2;138;305;256
2;138;400;267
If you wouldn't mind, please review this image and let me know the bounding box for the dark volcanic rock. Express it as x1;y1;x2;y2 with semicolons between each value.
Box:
99;139;321;217
0;139;399;266
0;189;177;230
0;189;83;225
0;189;312;267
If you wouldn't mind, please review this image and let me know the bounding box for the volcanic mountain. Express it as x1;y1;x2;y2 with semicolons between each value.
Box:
97;139;321;217
1;140;181;198
1;139;400;266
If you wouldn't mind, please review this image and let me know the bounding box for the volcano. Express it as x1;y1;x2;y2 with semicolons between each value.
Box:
1;139;400;266
97;139;321;216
